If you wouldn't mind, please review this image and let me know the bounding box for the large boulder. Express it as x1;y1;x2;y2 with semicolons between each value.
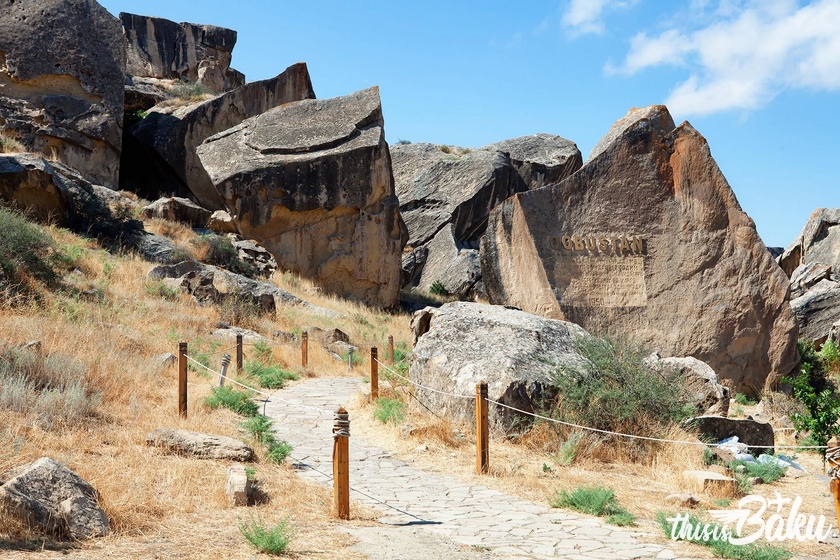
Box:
480;106;799;398
403;225;481;297
647;355;730;416
0;457;109;538
410;302;591;430
482;133;582;190
779;208;840;278
129;63;315;210
120;13;244;92
140;196;211;226
0;0;125;188
790;280;840;344
197;87;405;308
682;416;775;456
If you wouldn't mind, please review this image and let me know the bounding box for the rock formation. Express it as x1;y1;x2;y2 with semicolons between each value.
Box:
128;63;316;209
146;428;254;461
120;13;244;92
791;280;840;344
392;136;581;298
480;106;799;397
0;457;109;538
410;302;592;430
197;87;405;308
779;208;840;277
0;0;125;188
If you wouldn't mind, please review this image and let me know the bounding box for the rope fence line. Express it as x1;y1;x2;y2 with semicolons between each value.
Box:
373;358;827;450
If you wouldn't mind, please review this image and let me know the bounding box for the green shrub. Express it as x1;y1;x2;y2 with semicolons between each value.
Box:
267;441;293;464
549;486;636;526
205;386;259;417
552;335;692;435
244;361;298;389
373;397;406;425
195;235;258;278
554;431;584;466
0;133;24;153
173;81;215;101
730;459;787;484
240;414;292;464
657;512;792;560
429;280;449;296
784;340;840;455
734;393;756;406
0;208;62;290
239;516;294;555
144;279;179;300
819;339;840;371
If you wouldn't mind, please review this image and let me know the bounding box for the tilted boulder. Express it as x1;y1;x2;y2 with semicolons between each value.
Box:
0;457;109;538
408;225;481;297
790;280;840;344
482;133;582;190
130;63;315;210
647;354;730;416
140;196;211;226
120;13;244;92
146;428;254;461
197;87;405;308
682;416;775;456
790;261;832;300
0;0;125;188
779;208;840;278
410;302;591;430
480;106;799;397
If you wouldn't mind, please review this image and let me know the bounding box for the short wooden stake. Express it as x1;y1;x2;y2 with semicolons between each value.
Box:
178;342;188;418
218;354;231;387
301;331;309;368
828;436;840;531
476;381;489;474
370;347;379;400
236;334;243;375
347;348;354;372
333;407;350;520
388;335;395;365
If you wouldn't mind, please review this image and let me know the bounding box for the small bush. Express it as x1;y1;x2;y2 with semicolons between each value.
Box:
554;431;584;466
429;280;449;296
730;459;787;484
784;340;840;455
244;361;298;389
819;339;840;371
549;486;636;526
240;414;292;464
267;441;293;464
173;81;215;101
144;279;179;300
373;397;406;425
553;335;692;436
239;516;294;555
194;235;257;278
0;208;63;291
205;386;259;417
734;393;756;406
0;133;24;153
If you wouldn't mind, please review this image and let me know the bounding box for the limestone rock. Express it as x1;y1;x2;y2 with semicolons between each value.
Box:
120;13;243;91
0;0;125;187
403;225;481;298
140;196;211;226
665;493;701;508
130;63;315;210
208;210;237;233
648;354;730;416
0;457;109;538
410;302;591;430
146;428;254;461
232;238;277;277
779;208;840;278
225;465;251;506
683;416;775;455
211;326;269;345
197;87;405;308
682;470;738;495
790;280;840;344
128;232;180;264
480;105;799;397
155;352;177;369
790;262;832;299
482;133;582;190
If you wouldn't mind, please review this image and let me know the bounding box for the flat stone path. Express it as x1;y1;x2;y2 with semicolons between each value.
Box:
264;377;699;560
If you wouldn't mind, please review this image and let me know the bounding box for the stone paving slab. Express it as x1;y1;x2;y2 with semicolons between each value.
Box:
264;377;702;559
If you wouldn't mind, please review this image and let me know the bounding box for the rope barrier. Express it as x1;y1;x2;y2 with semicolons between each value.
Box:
373;358;473;401
373;358;825;450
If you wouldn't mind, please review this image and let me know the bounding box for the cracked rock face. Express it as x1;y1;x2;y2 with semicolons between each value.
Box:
0;0;125;188
197;87;406;308
480;105;799;397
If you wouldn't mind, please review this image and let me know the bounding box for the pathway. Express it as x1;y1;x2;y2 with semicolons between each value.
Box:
264;377;699;560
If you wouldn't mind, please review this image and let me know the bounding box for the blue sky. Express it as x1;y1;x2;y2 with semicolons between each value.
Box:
101;0;840;248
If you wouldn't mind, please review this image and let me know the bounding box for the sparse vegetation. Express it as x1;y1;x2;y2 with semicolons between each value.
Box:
193;234;258;278
240;413;293;464
550;486;636;526
373;397;406;425
0;132;24;153
429;280;449;296
0;207;64;293
245;360;298;389
657;512;792;560
172;81;216;101
205;385;260;417
239;515;295;555
784;340;840;455
734;392;756;406
730;459;787;484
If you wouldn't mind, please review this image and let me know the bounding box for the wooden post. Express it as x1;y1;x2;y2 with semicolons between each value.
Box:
301;331;309;368
236;334;243;375
333;407;350;520
475;381;489;474
370;347;379;400
178;342;188;418
218;354;231;387
828;436;840;531
388;335;395;365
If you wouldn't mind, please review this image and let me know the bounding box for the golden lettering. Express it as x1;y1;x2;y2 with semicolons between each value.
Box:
620;237;631;254
562;235;573;250
598;236;609;252
573;235;585;251
585;237;597;252
549;236;561;250
630;237;643;253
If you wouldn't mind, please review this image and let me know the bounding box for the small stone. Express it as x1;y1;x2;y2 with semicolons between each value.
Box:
784;468;806;479
414;444;429;453
225;466;251;506
664;493;700;508
156;353;177;369
748;476;763;485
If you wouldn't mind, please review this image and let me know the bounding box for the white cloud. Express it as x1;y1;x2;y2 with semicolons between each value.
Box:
562;0;638;35
614;0;840;116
